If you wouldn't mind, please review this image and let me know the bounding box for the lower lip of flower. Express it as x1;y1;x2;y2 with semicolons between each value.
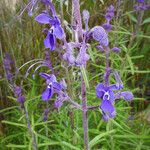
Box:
103;91;110;100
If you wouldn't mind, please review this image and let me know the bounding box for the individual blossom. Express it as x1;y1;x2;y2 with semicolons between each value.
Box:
14;86;25;108
103;5;115;32
111;47;121;53
90;26;109;47
105;5;115;21
134;0;150;11
82;10;90;31
40;73;62;101
96;45;105;52
63;42;76;65
54;92;68;108
137;0;145;3
96;72;133;121
35;2;64;51
3;53;14;82
75;41;90;67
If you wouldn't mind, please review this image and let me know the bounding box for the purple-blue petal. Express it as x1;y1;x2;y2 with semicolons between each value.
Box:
42;88;53;101
53;25;64;39
100;100;115;114
108;90;115;103
53;82;62;91
91;26;109;46
39;72;51;80
44;32;56;51
111;47;121;53
96;83;105;98
120;91;134;101
109;84;123;91
35;13;51;24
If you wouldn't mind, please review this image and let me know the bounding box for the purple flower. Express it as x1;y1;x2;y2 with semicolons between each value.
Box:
103;23;112;32
100;100;116;121
137;0;144;3
134;4;150;11
111;47;121;53
96;45;105;52
14;86;25;108
40;73;62;101
63;43;76;65
96;83;119;104
54;92;68;108
14;86;22;97
35;3;64;51
105;5;115;21
3;53;14;82
96;71;133;121
115;91;134;101
90;26;109;46
103;5;115;32
82;10;90;31
75;42;90;66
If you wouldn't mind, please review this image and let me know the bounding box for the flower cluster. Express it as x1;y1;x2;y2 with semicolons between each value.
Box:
3;53;14;82
93;5;134;121
134;0;150;11
14;86;25;108
103;5;115;32
24;1;134;122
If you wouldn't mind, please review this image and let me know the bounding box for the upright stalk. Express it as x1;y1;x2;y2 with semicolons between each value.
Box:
81;76;89;150
23;106;37;150
72;0;89;149
104;47;110;86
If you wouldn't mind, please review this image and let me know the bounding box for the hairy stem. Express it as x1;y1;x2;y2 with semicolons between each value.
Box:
81;76;89;150
104;46;110;86
23;106;37;150
72;0;89;149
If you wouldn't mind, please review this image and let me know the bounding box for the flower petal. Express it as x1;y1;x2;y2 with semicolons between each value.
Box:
53;82;62;91
115;91;133;101
96;83;105;98
53;25;64;39
39;72;51;80
44;32;56;51
121;91;134;101
35;13;51;24
42;88;53;101
100;100;116;121
108;90;115;103
100;100;115;114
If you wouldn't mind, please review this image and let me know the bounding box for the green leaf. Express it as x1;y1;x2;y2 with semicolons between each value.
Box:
80;66;89;89
89;130;116;149
142;17;150;25
61;141;80;150
34;120;54;126
2;120;26;128
38;142;60;147
0;106;18;114
127;54;134;75
114;135;150;139
127;13;137;23
6;144;27;148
